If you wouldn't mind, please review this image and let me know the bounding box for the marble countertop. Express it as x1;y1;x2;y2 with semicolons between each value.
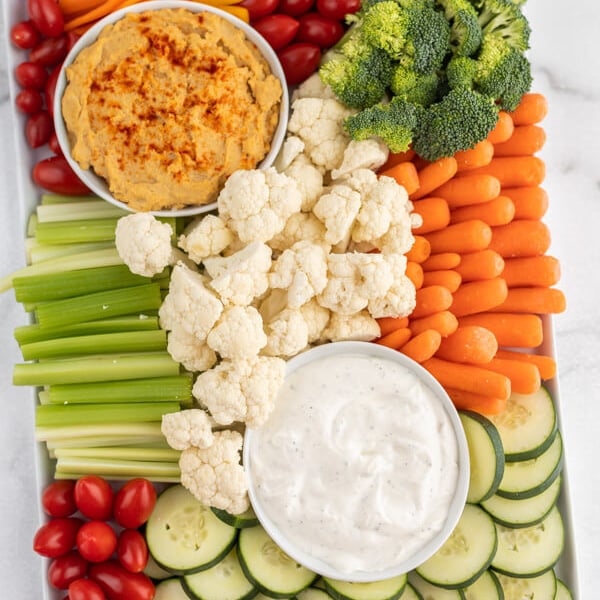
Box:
1;1;599;597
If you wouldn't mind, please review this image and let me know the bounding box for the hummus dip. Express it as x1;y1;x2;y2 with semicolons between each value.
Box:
61;9;282;211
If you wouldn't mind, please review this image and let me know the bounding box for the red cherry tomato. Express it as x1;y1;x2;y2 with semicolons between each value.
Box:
316;0;360;21
26;111;54;148
117;530;149;574
113;479;156;529
49;131;63;155
27;0;65;38
253;14;300;51
277;42;321;85
278;0;315;17
74;476;114;521
10;20;41;50
15;88;44;114
69;579;107;600
241;0;279;21
48;551;89;590
89;561;155;600
45;63;62;118
76;521;118;563
15;61;48;90
295;12;344;47
42;480;77;518
33;517;82;558
33;156;91;195
29;34;68;66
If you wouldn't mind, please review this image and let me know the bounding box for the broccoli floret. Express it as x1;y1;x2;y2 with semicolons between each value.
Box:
361;2;410;60
437;0;482;56
476;0;530;51
412;88;498;160
344;96;422;153
446;55;478;89
390;63;441;106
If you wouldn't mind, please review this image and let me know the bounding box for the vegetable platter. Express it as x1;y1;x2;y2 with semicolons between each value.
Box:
0;0;583;597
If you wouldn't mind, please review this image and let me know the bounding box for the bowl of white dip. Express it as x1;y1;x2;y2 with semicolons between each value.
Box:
244;341;470;582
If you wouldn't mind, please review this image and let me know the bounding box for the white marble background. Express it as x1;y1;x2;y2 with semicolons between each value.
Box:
0;1;598;597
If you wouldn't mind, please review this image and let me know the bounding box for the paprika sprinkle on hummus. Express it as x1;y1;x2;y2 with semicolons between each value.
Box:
61;8;283;211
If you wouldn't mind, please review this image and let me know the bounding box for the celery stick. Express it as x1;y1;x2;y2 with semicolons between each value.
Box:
36;401;179;427
14;315;159;345
41;194;98;205
14;352;180;386
35;283;162;328
37;201;127;222
35;422;164;442
35;218;120;245
46;436;170;451
14;264;150;304
55;456;180;479
54;447;180;462
55;471;181;483
46;375;192;404
30;241;115;264
21;330;167;360
27;214;38;237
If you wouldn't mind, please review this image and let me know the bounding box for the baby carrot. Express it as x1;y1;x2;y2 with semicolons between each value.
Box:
424;220;492;254
462;157;546;188
455;140;494;172
380;162;420;196
450;195;515;227
409;311;458;338
410;157;458;200
458;313;543;348
489;220;551;258
432;174;501;207
487;111;514;144
509;93;549;126
221;6;250;22
494;349;557;380
399;329;442;363
377;317;409;337
64;0;125;30
411;285;453;319
375;327;412;350
445;388;508;415
502;256;561;288
380;149;416;171
484;357;541;395
406;261;424;289
58;0;104;16
503;187;549;220
422;270;462;293
422;357;511;401
405;235;431;264
489;287;567;314
436;325;498;365
450;277;508;317
421;252;461;272
493;125;547;157
412;197;450;234
455;250;504;281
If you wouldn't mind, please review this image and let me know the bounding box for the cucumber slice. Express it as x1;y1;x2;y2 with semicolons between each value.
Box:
482;474;562;528
238;525;317;598
461;570;503;600
154;578;191;600
399;583;422;600
408;573;465;599
183;547;258;600
488;387;557;462
555;578;574;600
497;432;563;500
416;504;497;589
494;570;556;599
146;485;238;575
323;575;407;600
491;506;564;578
297;588;333;600
145;554;175;581
459;411;504;503
212;506;259;529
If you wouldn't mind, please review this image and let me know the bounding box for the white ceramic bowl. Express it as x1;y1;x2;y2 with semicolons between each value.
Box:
244;341;470;583
53;0;289;217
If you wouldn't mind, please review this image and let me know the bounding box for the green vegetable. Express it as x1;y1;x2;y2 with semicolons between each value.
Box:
476;0;530;51
390;64;441;106
437;0;482;56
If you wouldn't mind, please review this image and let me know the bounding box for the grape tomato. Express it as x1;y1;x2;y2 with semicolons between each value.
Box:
69;578;107;600
90;561;155;600
48;551;89;590
15;61;48;90
241;0;280;21
295;12;344;47
27;0;65;38
277;42;321;85
49;131;63;155
253;14;300;50
76;521;118;563
33;156;91;195
33;517;82;558
316;0;360;21
117;529;149;573
113;479;156;529
15;88;44;114
10;21;41;50
278;0;315;17
26;111;54;148
29;34;68;66
74;476;114;521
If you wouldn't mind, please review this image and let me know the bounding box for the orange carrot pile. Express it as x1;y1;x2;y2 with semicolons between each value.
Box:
375;93;563;415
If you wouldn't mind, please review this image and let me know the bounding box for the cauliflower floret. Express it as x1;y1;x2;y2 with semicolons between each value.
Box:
373;221;416;255
300;299;330;343
313;185;361;246
177;215;233;263
331;139;390;180
217;168;302;243
263;308;309;357
268;212;328;253
193;356;285;428
284;153;324;212
291;72;337;101
161;409;215;451
179;430;249;514
270;241;328;308
207;306;267;359
322;311;381;342
317;253;394;315
368;254;416;318
167;328;217;372
287;98;355;171
337;167;379;196
273;135;305;172
159;263;223;340
203;242;272;306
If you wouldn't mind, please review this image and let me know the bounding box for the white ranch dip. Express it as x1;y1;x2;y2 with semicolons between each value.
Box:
248;352;460;575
